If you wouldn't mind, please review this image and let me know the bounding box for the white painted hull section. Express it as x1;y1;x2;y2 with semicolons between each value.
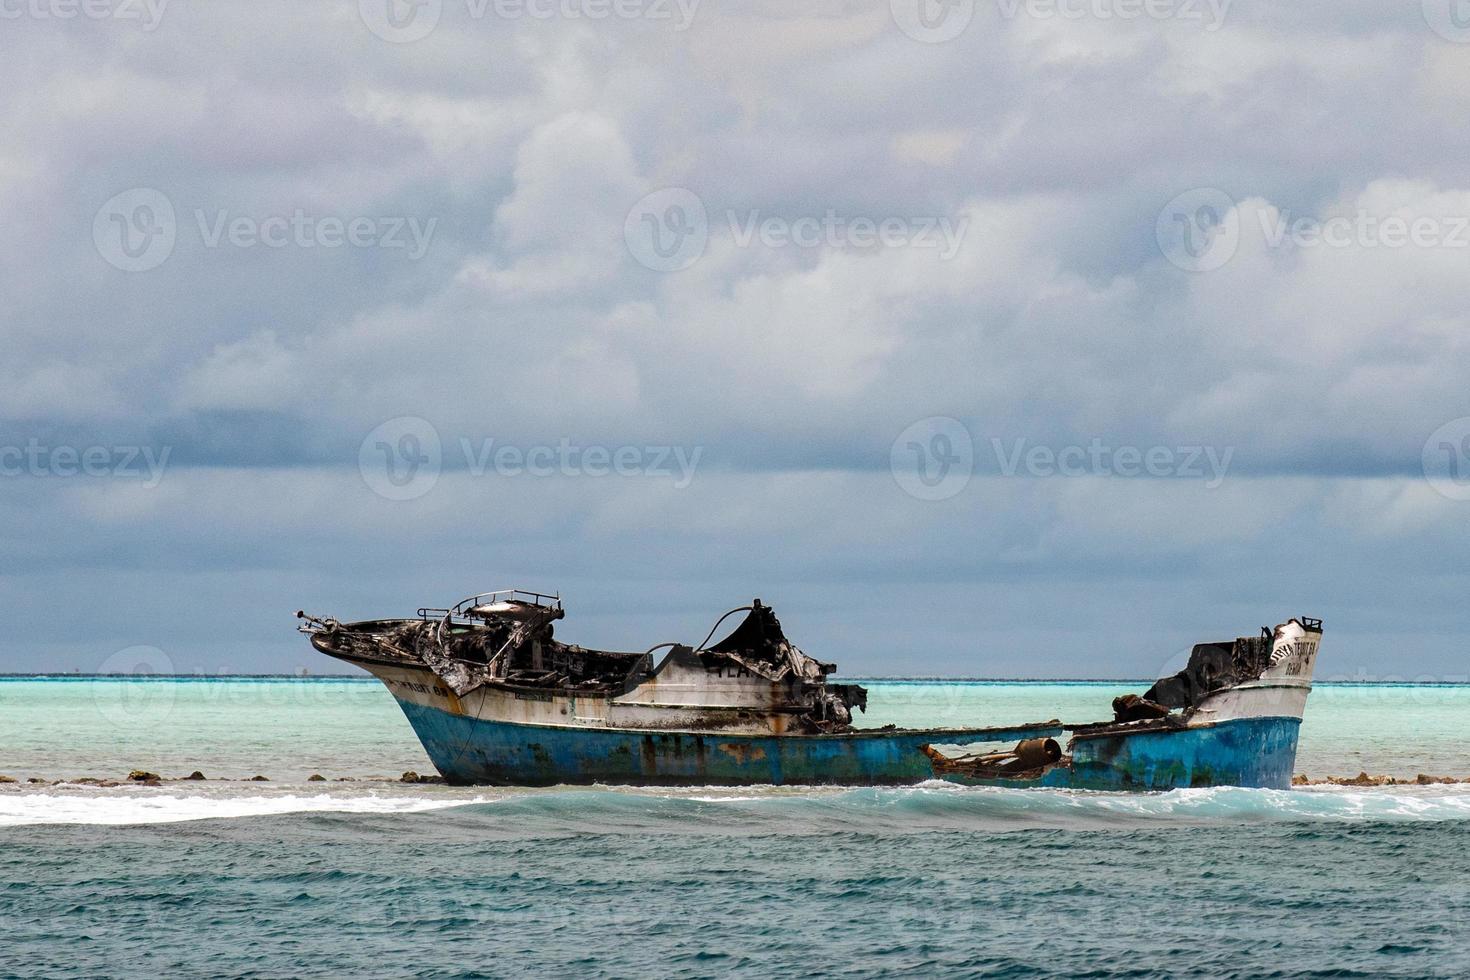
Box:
366;660;803;734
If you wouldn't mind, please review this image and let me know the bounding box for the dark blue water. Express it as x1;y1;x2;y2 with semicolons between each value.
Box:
4;790;1467;978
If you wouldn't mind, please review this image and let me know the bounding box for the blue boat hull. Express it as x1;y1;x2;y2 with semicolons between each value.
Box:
395;698;1303;790
977;716;1303;791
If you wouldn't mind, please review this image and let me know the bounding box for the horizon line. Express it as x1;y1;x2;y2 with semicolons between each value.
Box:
2;673;1467;686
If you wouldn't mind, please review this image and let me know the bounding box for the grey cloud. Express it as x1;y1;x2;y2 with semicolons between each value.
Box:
4;2;1470;673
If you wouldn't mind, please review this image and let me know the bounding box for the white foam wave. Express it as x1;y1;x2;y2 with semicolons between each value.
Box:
885;782;1470;824
0;791;481;827
1067;785;1470;822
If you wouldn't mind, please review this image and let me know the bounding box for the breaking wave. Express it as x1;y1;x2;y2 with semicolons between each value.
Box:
5;781;1470;829
443;782;1470;833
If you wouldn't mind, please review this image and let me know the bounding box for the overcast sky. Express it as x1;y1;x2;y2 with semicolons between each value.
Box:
3;0;1470;679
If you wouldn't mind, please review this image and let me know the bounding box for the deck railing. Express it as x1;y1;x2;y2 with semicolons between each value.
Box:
418;589;562;623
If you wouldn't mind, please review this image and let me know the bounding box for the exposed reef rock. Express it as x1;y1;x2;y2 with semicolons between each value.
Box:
1293;772;1463;787
400;771;445;784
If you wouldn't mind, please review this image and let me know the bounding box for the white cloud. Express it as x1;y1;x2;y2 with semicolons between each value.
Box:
458;112;642;295
173;332;308;414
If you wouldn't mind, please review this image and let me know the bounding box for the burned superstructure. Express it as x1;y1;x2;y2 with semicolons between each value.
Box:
298;592;867;735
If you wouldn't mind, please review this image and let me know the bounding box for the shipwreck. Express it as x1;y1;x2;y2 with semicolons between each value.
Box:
297;591;1322;790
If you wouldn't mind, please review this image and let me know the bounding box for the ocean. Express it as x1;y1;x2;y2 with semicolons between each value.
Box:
3;679;1469;978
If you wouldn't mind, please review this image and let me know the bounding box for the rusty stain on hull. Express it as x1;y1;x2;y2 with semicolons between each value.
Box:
718;742;768;764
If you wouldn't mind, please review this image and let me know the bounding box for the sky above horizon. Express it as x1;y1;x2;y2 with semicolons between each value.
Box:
3;0;1470;680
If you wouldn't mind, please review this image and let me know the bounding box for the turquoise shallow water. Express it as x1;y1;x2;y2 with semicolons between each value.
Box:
3;677;1468;781
3;679;1470;977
